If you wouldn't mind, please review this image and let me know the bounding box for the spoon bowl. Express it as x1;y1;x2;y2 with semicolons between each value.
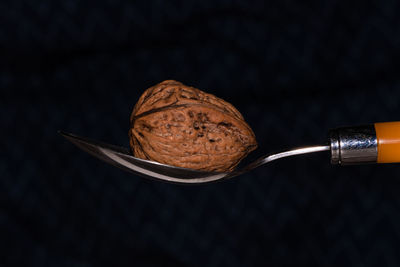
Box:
59;131;329;184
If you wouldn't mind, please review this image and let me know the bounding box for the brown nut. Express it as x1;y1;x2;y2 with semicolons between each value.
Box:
129;80;257;172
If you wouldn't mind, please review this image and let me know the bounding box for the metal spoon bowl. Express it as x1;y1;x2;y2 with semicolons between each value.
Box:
59;131;330;184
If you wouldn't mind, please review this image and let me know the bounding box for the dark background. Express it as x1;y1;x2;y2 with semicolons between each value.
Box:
2;0;400;266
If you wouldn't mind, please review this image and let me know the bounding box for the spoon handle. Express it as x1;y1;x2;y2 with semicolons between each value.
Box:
375;122;400;163
329;121;400;165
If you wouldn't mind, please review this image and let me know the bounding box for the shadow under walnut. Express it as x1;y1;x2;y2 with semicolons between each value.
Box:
129;80;257;172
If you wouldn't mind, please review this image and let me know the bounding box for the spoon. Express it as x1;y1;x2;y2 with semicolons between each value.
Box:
59;121;400;184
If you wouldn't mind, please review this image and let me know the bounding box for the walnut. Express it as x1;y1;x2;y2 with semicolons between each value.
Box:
129;80;257;172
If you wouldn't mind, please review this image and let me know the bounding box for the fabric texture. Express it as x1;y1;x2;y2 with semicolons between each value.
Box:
2;0;400;266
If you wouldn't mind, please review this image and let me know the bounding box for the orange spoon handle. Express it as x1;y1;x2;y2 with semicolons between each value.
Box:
375;122;400;163
329;121;400;165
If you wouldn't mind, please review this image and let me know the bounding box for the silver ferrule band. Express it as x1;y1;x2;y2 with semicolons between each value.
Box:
329;124;377;165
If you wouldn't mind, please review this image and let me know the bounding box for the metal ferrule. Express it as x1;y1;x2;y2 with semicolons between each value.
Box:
329;125;377;165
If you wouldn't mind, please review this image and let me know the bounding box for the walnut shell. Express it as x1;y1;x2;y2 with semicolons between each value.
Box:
129;80;257;172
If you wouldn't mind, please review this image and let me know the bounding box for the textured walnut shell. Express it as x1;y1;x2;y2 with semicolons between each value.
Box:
129;80;257;172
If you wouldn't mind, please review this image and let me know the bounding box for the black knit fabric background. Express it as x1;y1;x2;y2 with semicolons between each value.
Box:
2;1;400;266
